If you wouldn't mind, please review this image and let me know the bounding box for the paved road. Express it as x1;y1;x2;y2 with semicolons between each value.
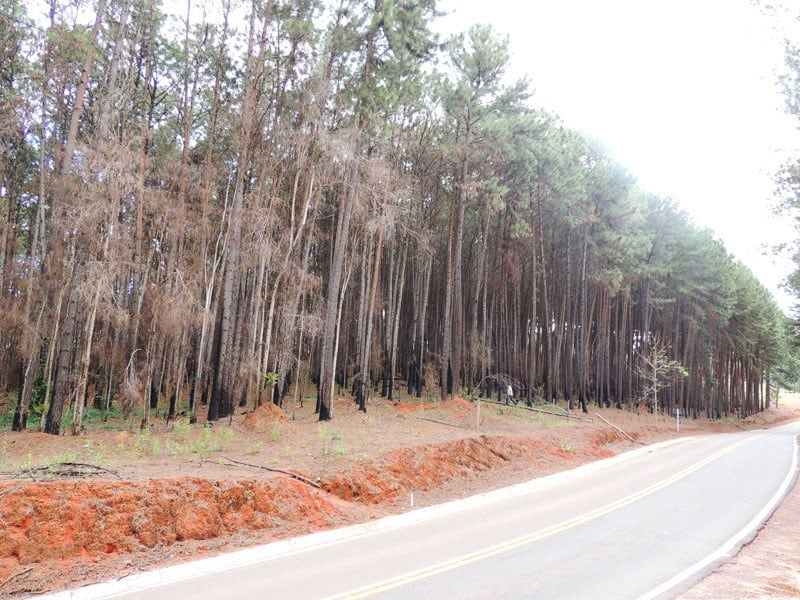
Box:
49;422;799;600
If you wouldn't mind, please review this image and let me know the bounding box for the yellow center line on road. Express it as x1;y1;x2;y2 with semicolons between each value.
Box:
321;435;757;600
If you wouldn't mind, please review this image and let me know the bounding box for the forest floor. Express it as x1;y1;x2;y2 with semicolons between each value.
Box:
0;391;798;598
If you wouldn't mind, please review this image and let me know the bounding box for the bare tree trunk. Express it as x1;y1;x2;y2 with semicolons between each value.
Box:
451;156;468;396
72;203;116;435
564;224;575;410
440;191;456;401
527;207;537;406
576;225;589;413
388;240;408;402
191;230;225;424
539;210;553;404
72;283;100;434
414;246;432;398
209;0;273;421
328;261;353;415
470;205;489;391
319;156;359;419
13;302;46;431
38;255;71;431
553;275;567;406
11;12;57;431
354;237;370;403
358;226;384;411
189;2;230;422
46;262;80;435
259;170;317;406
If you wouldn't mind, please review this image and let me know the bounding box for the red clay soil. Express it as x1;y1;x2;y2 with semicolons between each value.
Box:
0;434;596;582
0;477;339;568
242;402;290;431
0;395;797;597
322;435;566;504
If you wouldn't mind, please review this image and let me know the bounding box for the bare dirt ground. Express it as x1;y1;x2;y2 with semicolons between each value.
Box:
0;391;797;598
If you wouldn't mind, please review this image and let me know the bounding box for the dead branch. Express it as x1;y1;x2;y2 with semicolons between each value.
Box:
0;485;24;497
417;416;482;430
18;462;122;481
216;456;322;489
0;567;33;590
595;413;645;445
480;398;594;421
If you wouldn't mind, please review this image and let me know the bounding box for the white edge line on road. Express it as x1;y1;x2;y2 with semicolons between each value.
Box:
39;437;692;600
637;427;800;600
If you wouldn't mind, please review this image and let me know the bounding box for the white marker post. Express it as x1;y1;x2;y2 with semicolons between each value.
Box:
676;408;681;432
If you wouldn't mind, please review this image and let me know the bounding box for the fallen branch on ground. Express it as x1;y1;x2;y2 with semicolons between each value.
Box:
478;398;594;421
18;462;122;481
0;485;23;497
216;456;322;489
595;413;645;445
417;416;483;430
0;567;33;590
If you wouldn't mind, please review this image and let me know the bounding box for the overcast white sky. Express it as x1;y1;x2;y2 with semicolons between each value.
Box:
436;0;800;312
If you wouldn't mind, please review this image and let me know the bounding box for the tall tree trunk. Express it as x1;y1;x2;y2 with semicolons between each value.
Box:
72;272;102;434
527;199;537;405
451;156;468;396
319;154;359;419
558;224;574;408
358;227;384;411
416;248;432;398
208;0;273;421
440;191;456;401
46;263;80;435
388;240;408;402
538;198;553;404
470;205;489;392
189;3;230;423
576;225;589;413
320;0;383;419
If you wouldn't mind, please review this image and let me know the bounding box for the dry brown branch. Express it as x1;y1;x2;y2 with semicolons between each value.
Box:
595;413;645;445
0;567;33;590
18;462;122;480
0;484;24;496
216;456;322;489
480;398;594;421
417;416;480;430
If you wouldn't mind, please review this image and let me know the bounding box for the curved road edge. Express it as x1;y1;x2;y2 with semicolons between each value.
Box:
641;421;800;600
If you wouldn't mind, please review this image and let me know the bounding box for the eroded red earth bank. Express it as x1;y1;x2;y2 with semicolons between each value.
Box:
0;397;797;597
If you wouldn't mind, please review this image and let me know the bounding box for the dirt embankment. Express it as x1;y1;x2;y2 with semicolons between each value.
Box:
0;477;338;567
0;396;797;597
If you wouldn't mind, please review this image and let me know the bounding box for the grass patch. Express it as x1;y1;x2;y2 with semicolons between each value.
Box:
317;424;346;457
189;426;235;458
270;421;282;442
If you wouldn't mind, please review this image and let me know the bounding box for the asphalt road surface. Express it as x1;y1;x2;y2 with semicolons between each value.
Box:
49;422;799;600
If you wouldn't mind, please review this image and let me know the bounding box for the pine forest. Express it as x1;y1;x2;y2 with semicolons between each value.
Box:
0;0;791;436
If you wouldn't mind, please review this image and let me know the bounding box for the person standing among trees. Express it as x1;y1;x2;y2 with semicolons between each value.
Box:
506;384;516;405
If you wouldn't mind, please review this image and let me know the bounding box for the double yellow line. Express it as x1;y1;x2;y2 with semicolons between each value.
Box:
323;435;757;600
